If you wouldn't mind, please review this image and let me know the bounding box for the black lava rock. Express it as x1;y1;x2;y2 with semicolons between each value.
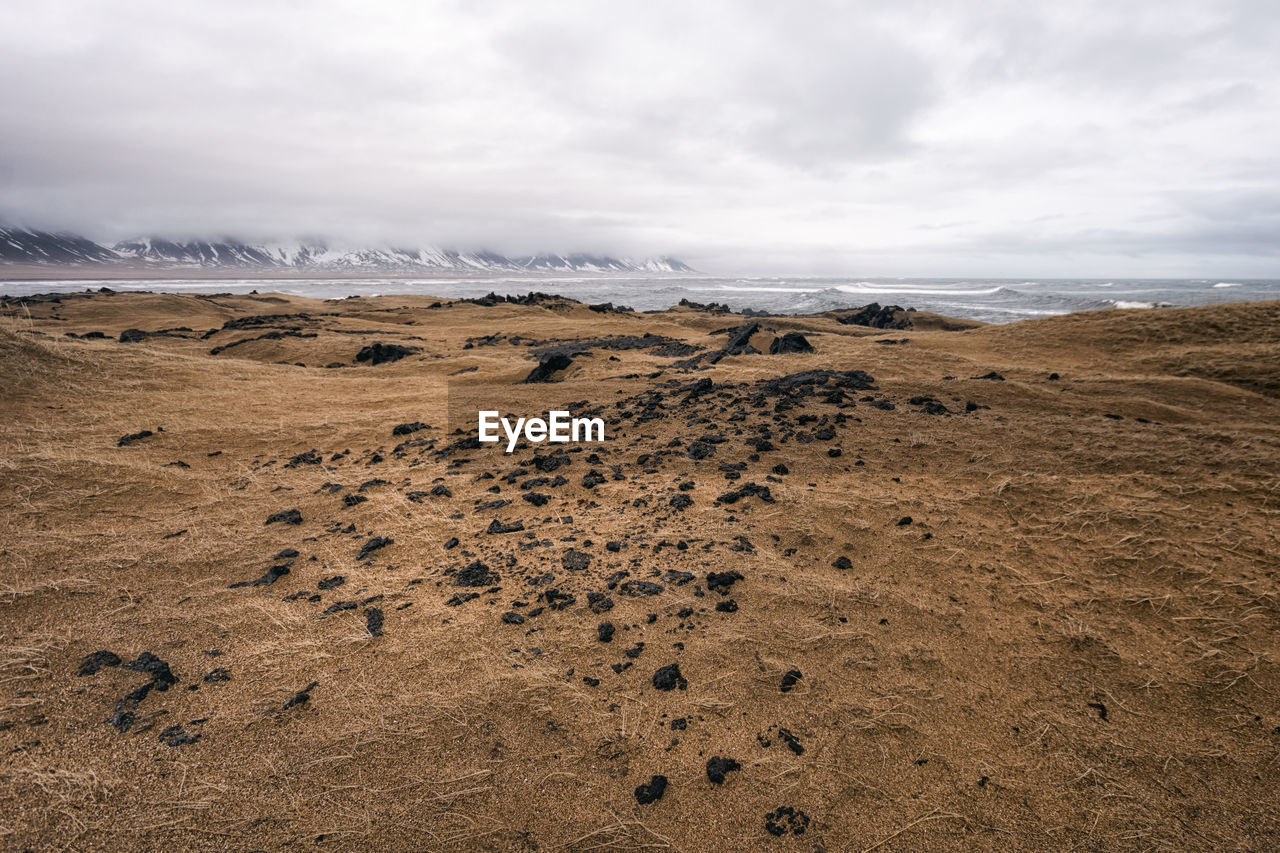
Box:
229;563;290;588
769;332;814;354
78;650;122;676
283;681;319;710
634;775;668;805
122;652;177;690
117;430;154;447
357;536;394;560
523;353;574;383
765;806;810;837
706;570;743;594
486;519;525;534
454;560;495;587
356;342;418;365
687;441;714;460
706;756;742;784
265;508;302;525
653;663;687;691
562;549;591;571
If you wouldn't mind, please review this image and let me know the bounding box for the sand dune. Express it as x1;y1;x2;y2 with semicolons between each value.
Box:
2;291;1278;850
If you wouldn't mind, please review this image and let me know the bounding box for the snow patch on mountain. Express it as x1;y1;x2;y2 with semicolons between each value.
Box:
0;228;697;274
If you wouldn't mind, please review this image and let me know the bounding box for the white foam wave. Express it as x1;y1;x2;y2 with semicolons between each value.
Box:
700;284;822;294
1213;282;1241;288
834;284;1005;296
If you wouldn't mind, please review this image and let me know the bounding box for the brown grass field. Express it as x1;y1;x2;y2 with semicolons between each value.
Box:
1;289;1278;851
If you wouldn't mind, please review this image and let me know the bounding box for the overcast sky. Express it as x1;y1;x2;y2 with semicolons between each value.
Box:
2;1;1278;275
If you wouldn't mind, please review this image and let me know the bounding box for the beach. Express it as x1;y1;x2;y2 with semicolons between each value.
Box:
1;290;1278;850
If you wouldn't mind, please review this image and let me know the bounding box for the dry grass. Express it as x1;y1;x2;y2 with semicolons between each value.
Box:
0;292;1278;850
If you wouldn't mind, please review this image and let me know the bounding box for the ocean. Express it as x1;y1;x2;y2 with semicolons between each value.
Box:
3;275;1278;324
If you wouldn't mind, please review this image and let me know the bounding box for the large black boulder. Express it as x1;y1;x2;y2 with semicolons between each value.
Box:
769;332;814;354
356;342;418;365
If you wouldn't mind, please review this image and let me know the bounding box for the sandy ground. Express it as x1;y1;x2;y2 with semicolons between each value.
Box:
1;289;1278;851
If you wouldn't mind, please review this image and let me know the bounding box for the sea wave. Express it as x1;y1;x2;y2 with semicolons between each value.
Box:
833;284;1007;296
696;285;823;294
1214;282;1242;288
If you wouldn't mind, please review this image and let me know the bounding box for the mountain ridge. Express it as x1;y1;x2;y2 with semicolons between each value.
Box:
1;227;696;274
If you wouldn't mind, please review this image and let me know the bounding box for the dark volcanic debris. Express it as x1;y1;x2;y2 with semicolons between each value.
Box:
634;775;668;805
764;806;810;837
78;650;122;676
706;756;742;784
653;663;687;691
356;342;418;365
357;536;394;560
265;508;302;525
283;681;319;710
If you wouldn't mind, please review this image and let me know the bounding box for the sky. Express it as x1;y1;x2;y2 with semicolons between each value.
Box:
1;0;1278;276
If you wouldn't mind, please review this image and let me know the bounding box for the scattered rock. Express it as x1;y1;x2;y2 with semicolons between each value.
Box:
454;561;496;587
486;519;525;534
283;681;319;710
322;601;357;616
620;580;664;597
229;563;290;588
653;663;687;691
117;430;154;447
78;650;121;676
769;332;813;354
764;806;810;837
706;570;743;594
524;353;574;383
357;536;393;560
265;508;302;525
356;342;418;365
159;724;200;747
687;441;715;460
834;302;909;329
717;482;774;505
706;756;741;784
634;775;668;805
562;549;591;571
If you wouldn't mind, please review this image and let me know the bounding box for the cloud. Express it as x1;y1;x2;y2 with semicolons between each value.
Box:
1;0;1278;275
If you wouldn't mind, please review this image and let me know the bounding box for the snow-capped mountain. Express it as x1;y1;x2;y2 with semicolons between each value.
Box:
517;253;695;273
0;228;697;274
111;239;696;274
0;226;121;265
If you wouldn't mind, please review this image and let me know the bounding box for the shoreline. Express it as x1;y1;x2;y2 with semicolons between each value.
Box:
2;269;1278;327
